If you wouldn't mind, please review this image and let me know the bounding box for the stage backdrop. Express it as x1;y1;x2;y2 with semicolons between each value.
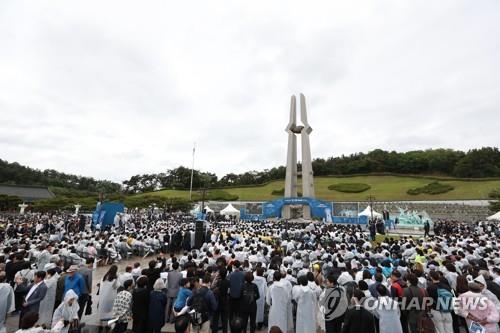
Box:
262;197;333;220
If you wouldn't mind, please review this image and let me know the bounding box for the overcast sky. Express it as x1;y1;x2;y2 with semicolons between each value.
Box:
1;1;499;182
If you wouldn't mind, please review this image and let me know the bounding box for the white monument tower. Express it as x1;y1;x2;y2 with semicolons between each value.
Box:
74;204;82;215
283;93;315;219
18;203;28;215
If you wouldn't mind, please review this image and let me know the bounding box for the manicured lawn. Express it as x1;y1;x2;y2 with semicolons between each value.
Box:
133;175;500;201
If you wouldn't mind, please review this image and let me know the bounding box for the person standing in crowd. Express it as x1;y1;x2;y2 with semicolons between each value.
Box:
267;271;292;333
341;289;376;333
36;244;51;271
142;255;166;291
389;270;408;333
424;220;431;237
320;274;348;333
132;276;150;333
239;272;260;333
187;275;217;333
6;253;30;285
456;282;499;333
77;258;94;319
253;267;267;331
19;271;47;327
54;266;68;311
374;284;403;333
98;265;119;325
426;270;454;333
118;265;134;287
402;273;425;333
229;261;245;320
211;267;229;333
292;275;317;333
173;278;192;316
38;267;58;328
166;261;182;323
63;265;84;300
52;289;79;333
112;279;134;333
0;271;15;333
149;278;168;333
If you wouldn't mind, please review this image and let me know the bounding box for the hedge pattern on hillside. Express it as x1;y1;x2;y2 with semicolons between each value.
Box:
328;183;371;193
407;182;454;195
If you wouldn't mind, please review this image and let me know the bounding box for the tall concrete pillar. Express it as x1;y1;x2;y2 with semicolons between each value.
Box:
284;95;298;198
283;95;298;219
282;93;315;219
300;93;315;199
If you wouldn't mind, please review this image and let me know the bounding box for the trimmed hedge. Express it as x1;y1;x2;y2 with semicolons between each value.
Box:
407;182;454;195
271;188;284;196
271;188;302;197
328;183;371;193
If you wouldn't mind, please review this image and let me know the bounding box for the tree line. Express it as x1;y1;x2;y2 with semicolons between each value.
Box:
2;147;499;195
0;159;121;193
122;147;500;193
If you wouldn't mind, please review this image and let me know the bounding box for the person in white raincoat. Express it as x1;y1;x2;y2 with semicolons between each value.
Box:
0;274;15;333
38;267;59;328
292;275;318;333
253;268;267;328
266;272;292;333
98;265;119;322
373;284;403;333
52;289;79;333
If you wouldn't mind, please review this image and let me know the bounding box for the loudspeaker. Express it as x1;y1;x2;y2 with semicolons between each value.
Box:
195;220;204;231
194;220;205;249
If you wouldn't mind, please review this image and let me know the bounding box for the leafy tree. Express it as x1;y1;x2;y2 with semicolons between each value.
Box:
0;194;22;211
453;148;500;178
489;189;500;212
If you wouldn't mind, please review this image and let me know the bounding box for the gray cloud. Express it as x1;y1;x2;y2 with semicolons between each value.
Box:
0;0;499;182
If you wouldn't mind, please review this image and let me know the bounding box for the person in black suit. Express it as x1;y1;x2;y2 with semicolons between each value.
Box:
19;271;48;327
341;289;376;333
5;252;30;285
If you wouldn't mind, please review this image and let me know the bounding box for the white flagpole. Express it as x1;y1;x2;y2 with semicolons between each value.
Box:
189;142;196;200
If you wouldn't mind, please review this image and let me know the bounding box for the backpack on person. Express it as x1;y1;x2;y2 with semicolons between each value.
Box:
241;283;256;306
436;288;454;313
413;288;436;333
190;287;209;326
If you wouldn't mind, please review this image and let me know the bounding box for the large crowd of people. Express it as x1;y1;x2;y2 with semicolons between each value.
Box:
0;211;499;333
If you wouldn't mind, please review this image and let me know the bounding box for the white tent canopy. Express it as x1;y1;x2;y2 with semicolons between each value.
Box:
487;211;500;221
220;203;240;216
204;205;214;213
358;206;383;219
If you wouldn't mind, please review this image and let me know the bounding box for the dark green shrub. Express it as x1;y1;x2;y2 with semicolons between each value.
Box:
407;181;454;195
328;183;371;193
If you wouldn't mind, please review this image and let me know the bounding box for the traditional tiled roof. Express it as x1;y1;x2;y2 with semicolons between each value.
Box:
0;184;55;201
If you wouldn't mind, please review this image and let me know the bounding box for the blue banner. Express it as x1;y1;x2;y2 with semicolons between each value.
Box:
261;197;333;220
92;202;125;227
332;215;368;225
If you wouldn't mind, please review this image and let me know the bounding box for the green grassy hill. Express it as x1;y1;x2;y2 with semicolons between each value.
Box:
134;175;500;201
